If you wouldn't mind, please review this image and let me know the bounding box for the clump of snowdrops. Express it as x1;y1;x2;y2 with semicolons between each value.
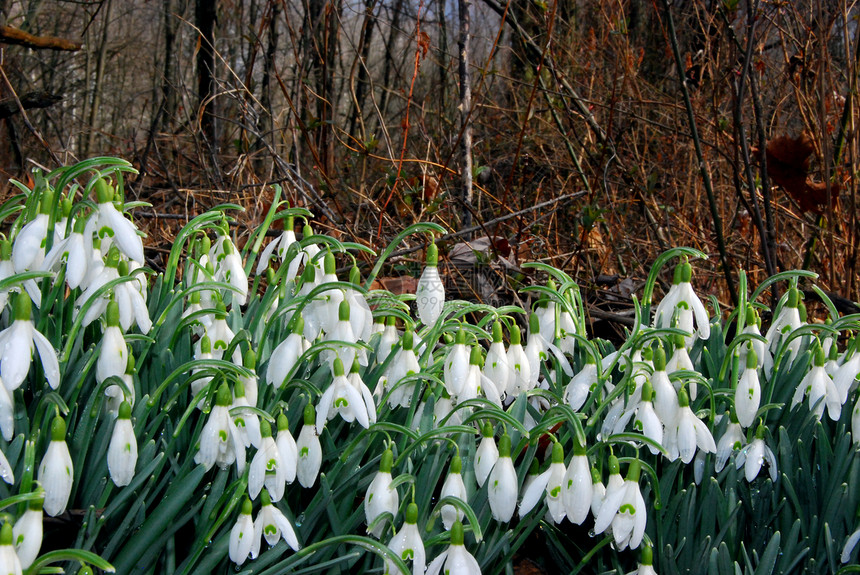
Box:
0;157;857;574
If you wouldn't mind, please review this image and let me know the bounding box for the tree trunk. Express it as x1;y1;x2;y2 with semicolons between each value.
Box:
196;0;217;147
85;0;112;157
347;0;377;141
458;0;473;232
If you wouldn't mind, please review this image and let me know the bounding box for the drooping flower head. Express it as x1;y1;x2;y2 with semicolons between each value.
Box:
365;449;398;539
416;242;444;326
425;520;481;575
107;401;137;487
385;501;425;575
38;416;73;517
653;260;710;342
93;178;144;265
488;433;517;523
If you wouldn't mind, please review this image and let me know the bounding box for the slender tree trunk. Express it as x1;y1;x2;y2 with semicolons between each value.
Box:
458;0;473;232
347;0;377;140
377;0;405;127
85;0;112;157
196;0;217;147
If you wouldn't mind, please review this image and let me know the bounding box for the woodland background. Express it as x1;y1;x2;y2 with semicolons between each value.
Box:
0;0;858;325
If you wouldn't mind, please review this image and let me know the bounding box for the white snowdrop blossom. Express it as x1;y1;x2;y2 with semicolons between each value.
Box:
249;419;286;502
632;380;663;455
425;520;481;575
231;381;262;450
210;234;248;306
653;261;710;341
107;401;137;487
564;355;598;411
670;389;716;464
791;344;840;421
267;315;307;388
386;330;421;409
440;456;468;530
736;423;777;482
96;302;127;384
594;459;647;551
365;449;399;539
38;416;73;517
0;523;22;575
12;492;42;568
256;215;298;275
444;329;470;398
483;322;510;398
276;413;298;485
416;243;444;326
194;383;246;474
518;441;567;523
0;293;60;391
474;423;499;488
296;404;322;488
563;438;593;525
253;491;300;554
735;345;761;428
229;498;255;565
842;528;860;564
506;325;531;397
765;287;804;363
385;502;425;575
487;434;518;522
715;415;745;473
316;358;371;432
93;178;145;264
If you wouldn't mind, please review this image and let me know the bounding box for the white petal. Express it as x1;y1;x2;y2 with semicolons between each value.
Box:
107;418;137;486
38;441;73;517
518;469;550;518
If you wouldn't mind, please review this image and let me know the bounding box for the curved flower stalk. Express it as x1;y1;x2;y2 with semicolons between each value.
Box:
253;491;300;555
425;520;481;575
316;358;371;432
653;260;710;342
483;322;510;399
562;436;593;525
488;433;517;522
791;344;840;421
474;422;498;488
92;178;145;264
276;413;298;485
365;449;399;539
440;455;468;530
12;491;43;568
107;401;137;487
249;419;286;502
594;458;647;551
296;403;322;488
386;502;425;575
39;416;73;517
0;292;60;391
715;412;745;472
415;243;444;326
765;287;804;365
267;315;307;389
0;522;22;575
194;383;246;474
229;498;255;565
735;345;761;428
210;233;248;306
736;422;777;482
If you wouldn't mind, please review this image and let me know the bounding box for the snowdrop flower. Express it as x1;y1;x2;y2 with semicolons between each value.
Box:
444;329;470;397
535;297;556;343
75;246;120;328
591;466;607;518
12;190;51;274
210;234;248;306
253;491;300;554
317;358;371;432
518;441;566;523
276;413;298;485
483;322;510;398
667;333;696;399
12;492;42;568
0;292;60;391
0;522;22;575
345;265;373;342
92;178;144;264
633;380;663;455
525;312;548;389
375;317;399;368
365;449;399;539
765;287;804;363
842;526;860;564
190;335;214;404
323;300;366;371
38;416;73;517
564;355;598;411
791;344;840;421
231;380;262;449
96;301;127;384
416;243;444;326
105;352;135;416
630;545;658;575
256;214;298;275
239;348;258;407
0;242;18;311
0;444;13;484
425;520;481;575
506;325;530;397
440;455;468;530
386;502;425;575
386;329;421;409
229;498;255;565
557;308;578;356
113;260;152;334
671;389;716;464
474;423;498;488
735;344;761;428
267;315;307;388
653;260;710;341
107;401;137;487
562;437;593;525
194;383;246;474
204;302;242;365
0;382;13;443
594;459;647;551
739;306;773;376
715;412;745;472
249;419;286;501
463;345;502;407
348;358;377;425
41;215;90;290
834;339;860;403
650;348;679;429
296;404;322;488
488;434;517;522
736;422;777;482
307;252;344;336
